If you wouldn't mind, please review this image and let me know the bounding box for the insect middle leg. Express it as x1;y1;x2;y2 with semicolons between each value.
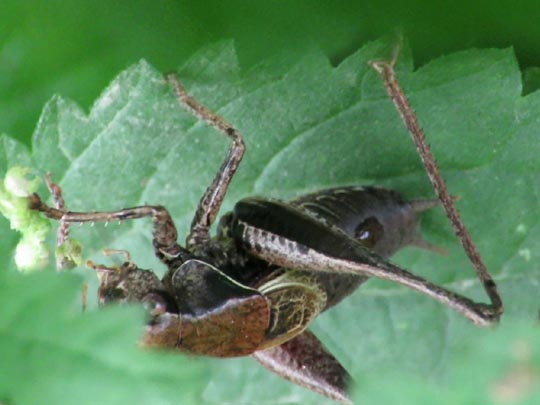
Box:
29;73;246;263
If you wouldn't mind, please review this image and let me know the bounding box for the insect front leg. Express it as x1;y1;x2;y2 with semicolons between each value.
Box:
44;175;88;308
44;174;79;270
28;193;187;263
44;173;69;249
165;74;245;248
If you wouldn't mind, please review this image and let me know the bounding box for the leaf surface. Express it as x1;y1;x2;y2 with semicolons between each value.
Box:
1;40;539;404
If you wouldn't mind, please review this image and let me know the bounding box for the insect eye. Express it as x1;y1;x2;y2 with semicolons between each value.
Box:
99;287;127;304
354;216;384;248
142;292;168;316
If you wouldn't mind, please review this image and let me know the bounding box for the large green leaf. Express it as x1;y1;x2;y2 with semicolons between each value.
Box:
1;40;539;403
0;271;207;405
4;1;540;147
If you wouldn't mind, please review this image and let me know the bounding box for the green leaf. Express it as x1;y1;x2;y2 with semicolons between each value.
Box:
0;271;207;405
352;321;540;405
1;39;540;403
4;0;540;148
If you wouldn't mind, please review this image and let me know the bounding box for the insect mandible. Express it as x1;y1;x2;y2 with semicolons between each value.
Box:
28;45;503;404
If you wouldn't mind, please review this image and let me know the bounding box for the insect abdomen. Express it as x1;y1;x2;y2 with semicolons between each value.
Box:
290;186;422;258
229;186;432;310
289;186;427;308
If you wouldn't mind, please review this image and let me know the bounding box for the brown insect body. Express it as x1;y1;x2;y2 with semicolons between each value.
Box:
95;186;429;359
29;60;503;404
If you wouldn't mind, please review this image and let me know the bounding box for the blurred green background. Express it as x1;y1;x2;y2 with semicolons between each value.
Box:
1;0;540;144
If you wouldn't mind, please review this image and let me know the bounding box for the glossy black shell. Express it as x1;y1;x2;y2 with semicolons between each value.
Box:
228;186;424;309
290;187;421;258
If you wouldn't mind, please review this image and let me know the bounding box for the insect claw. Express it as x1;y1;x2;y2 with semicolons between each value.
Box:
388;32;403;68
102;249;132;262
86;259;114;272
86;260;117;288
87;250;134;278
368;33;403;72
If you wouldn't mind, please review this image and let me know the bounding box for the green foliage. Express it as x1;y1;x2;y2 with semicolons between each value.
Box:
1;40;539;404
3;1;540;145
353;321;540;404
0;271;207;405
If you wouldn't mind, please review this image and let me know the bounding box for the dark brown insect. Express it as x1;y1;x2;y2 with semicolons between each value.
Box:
29;45;503;404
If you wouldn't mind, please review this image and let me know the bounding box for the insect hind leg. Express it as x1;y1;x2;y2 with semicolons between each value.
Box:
369;46;503;319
